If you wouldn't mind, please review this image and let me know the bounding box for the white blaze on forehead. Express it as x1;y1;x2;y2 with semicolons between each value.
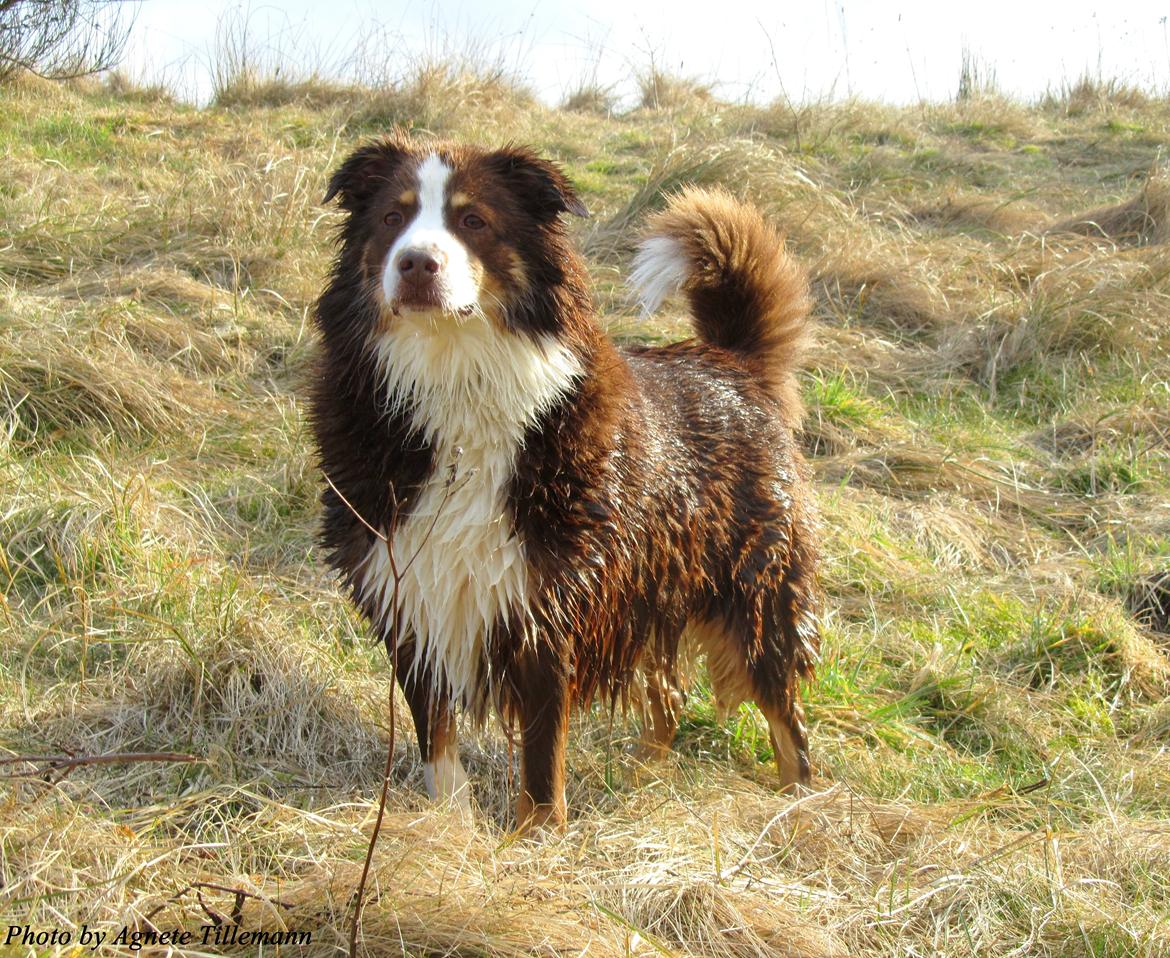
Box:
416;152;449;216
382;153;480;311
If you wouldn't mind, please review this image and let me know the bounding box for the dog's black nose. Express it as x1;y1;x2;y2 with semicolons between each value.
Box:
397;249;444;279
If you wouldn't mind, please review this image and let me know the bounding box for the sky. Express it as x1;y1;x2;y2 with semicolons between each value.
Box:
121;1;1170;106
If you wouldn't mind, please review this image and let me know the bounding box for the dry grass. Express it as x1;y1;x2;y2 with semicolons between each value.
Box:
1047;168;1170;246
207;8;536;133
908;193;1043;235
562;82;618;116
1042;75;1153;116
3;63;1170;958
636;69;713;112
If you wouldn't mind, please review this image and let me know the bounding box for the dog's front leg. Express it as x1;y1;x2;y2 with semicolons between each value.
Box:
513;644;571;832
396;662;471;814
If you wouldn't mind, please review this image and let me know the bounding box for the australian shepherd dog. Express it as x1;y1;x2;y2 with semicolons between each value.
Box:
311;134;821;830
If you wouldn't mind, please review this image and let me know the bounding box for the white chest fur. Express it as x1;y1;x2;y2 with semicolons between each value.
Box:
359;314;582;707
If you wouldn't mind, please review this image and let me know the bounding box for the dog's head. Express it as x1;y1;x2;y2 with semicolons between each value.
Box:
325;136;588;326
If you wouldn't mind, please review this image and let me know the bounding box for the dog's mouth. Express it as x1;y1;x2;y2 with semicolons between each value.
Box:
388;299;477;320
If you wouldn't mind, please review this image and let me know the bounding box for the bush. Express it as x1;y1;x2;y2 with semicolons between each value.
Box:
0;0;132;81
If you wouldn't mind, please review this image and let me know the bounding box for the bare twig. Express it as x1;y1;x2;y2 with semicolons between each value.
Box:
1;751;204;784
349;458;465;957
757;21;801;153
142;881;293;930
322;469;387;542
349;683;397;958
195;886;228;928
350;487;402;958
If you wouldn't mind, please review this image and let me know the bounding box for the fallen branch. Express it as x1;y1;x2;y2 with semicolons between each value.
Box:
142;880;293;929
1;751;204;784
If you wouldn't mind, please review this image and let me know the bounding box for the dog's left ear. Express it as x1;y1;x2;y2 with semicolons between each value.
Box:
487;146;589;222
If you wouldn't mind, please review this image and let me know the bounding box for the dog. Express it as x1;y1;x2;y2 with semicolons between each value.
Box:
311;134;821;830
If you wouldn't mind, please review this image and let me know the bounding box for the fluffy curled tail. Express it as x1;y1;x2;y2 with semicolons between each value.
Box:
629;187;812;423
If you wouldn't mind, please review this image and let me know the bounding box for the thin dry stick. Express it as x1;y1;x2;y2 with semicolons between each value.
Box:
349;486;401;958
0;751;204;783
349;682;397;958
348;461;464;958
322;470;387;542
143;881;294;928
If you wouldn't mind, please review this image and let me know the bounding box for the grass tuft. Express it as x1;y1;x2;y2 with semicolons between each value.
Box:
1042;74;1152;116
1047;167;1170;246
636;68;713;111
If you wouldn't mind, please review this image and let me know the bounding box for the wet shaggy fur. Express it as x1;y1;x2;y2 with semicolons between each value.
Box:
310;135;821;829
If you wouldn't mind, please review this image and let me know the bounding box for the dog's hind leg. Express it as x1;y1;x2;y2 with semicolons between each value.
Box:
692;618;811;792
637;667;685;760
758;695;810;793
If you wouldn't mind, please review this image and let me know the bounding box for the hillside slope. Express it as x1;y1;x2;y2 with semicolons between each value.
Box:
2;72;1170;956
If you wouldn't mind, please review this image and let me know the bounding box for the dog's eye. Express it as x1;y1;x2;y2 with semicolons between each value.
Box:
461;212;486;230
383;210;403;227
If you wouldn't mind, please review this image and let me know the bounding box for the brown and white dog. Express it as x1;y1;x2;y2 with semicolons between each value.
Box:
311;134;821;830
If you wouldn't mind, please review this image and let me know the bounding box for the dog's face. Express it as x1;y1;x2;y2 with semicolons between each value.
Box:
325;138;587;325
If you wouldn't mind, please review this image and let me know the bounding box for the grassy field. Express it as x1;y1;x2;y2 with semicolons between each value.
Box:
2;65;1170;956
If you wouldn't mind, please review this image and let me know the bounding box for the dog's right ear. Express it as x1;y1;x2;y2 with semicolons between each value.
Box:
324;139;408;212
